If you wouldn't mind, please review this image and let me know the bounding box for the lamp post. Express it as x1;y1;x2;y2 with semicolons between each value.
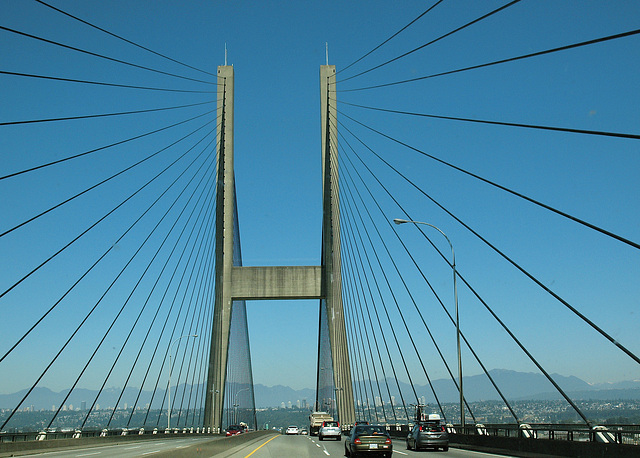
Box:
393;218;464;429
234;387;251;425
168;334;198;430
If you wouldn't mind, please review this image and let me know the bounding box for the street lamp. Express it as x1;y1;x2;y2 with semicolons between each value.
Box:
234;387;251;425
168;334;198;430
393;218;464;429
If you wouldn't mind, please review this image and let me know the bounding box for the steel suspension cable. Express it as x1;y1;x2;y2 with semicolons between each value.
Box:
0;119;216;301
340;162;424;402
334;137;399;422
125;183;216;427
338;143;449;421
341;275;370;422
341;209;398;423
0;130;215;430
338;119;517;422
340;28;640;92
341;241;389;423
337;110;640;251
0;109;217;181
153;211;218;426
340;124;597;426
173;245;214;425
34;0;217;78
0;70;216;94
337;0;445;76
338;132;463;422
342;248;382;423
0;121;220;363
336;0;522;84
338;120;517;423
338;175;413;421
339;113;640;369
101;153;215;428
183;287;214;427
141;188;217;425
0;25;217;86
48;136;216;430
342;278;374;423
338;101;640;141
192;299;214;426
120;182;215;427
0;100;215;127
342;194;396;423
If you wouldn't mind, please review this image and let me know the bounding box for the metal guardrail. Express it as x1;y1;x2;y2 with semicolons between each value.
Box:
3;423;639;446
0;426;216;443
371;422;640;446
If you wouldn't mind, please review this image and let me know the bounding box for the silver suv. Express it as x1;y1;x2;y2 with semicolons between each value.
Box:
318;420;341;441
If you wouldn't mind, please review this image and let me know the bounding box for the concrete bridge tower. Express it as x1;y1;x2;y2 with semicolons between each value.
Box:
204;65;355;431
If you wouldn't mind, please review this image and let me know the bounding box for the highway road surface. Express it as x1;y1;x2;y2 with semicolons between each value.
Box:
6;434;518;457
211;434;517;458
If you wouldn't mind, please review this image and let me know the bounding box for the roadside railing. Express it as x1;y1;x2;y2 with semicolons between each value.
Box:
377;422;640;446
0;426;216;443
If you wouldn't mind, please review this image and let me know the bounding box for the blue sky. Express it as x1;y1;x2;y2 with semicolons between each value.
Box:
1;0;639;402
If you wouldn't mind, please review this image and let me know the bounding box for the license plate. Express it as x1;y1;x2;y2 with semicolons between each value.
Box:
369;444;378;449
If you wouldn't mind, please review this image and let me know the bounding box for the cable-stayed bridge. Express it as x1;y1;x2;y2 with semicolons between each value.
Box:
1;1;639;456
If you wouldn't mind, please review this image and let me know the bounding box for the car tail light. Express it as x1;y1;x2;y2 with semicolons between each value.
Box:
385;437;392;445
441;426;445;432
337;422;340;427
354;437;361;445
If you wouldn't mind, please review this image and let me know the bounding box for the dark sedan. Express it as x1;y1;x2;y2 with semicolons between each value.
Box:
344;424;392;457
406;421;449;451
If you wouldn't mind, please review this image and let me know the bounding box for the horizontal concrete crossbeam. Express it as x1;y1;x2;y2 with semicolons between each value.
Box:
230;266;322;300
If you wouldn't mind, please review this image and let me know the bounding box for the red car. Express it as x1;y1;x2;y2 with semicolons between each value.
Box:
226;425;244;436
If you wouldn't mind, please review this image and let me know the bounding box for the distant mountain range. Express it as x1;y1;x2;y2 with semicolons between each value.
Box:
2;370;639;410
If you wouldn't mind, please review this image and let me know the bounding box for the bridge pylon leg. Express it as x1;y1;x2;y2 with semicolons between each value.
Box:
204;65;235;433
320;65;356;427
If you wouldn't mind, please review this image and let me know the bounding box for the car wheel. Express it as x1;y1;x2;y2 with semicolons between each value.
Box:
344;444;350;457
337;436;341;441
406;439;411;450
443;446;449;451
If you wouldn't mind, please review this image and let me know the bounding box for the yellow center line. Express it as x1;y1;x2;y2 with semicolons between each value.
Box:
244;434;280;458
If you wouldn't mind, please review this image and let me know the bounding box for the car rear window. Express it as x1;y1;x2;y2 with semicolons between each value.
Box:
356;425;387;435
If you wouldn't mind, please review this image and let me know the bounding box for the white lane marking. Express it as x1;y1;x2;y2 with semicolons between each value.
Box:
323;450;330;456
76;453;101;457
142;451;161;456
124;445;142;450
394;451;408;456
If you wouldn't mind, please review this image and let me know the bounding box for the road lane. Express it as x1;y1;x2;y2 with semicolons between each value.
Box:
220;434;518;458
3;437;216;458
3;433;519;458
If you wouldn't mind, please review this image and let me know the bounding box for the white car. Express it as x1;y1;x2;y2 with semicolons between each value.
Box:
318;420;341;441
286;425;299;435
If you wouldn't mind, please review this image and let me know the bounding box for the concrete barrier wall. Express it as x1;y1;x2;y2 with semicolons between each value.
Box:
451;433;639;458
0;431;218;456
